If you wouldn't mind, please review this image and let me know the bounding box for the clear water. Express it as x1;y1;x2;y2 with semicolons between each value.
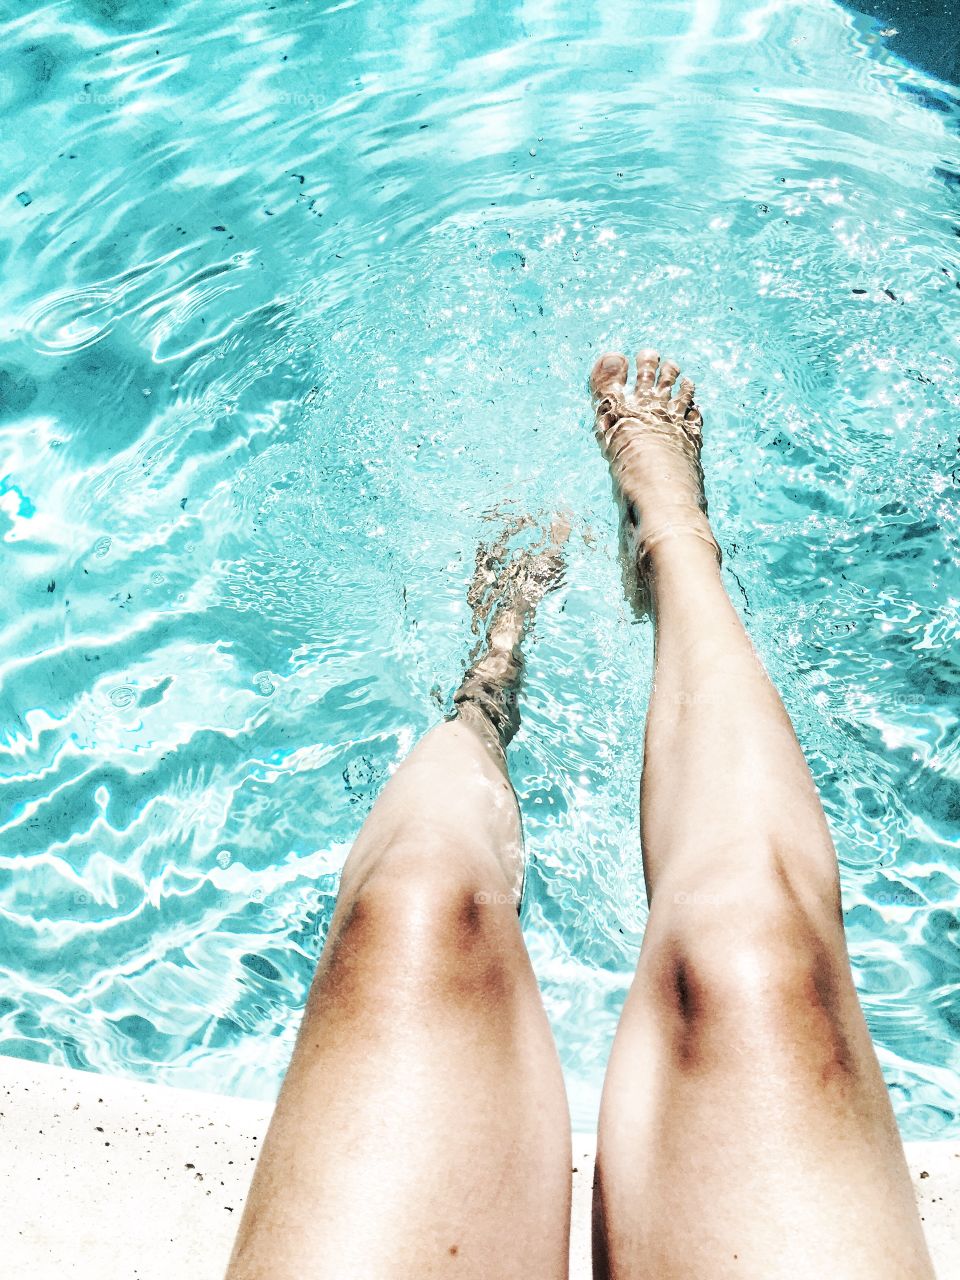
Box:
1;0;959;1137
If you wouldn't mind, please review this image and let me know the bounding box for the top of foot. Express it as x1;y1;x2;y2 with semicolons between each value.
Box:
589;349;720;568
454;514;570;745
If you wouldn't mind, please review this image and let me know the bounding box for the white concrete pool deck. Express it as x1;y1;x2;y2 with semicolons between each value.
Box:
2;1054;956;1278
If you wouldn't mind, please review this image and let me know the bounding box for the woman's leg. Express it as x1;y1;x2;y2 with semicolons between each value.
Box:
226;528;571;1280
590;350;933;1279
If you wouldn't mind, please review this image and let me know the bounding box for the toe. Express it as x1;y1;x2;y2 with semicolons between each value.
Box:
683;405;704;441
674;377;696;414
655;359;681;400
590;352;628;404
634;349;660;393
549;511;572;547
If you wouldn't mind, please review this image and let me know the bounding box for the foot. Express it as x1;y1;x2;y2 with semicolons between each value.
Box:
590;349;720;606
453;514;570;747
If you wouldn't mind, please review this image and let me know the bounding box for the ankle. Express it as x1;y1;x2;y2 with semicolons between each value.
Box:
641;528;723;584
452;676;520;748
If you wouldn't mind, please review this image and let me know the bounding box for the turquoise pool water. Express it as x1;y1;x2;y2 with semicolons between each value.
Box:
1;0;958;1136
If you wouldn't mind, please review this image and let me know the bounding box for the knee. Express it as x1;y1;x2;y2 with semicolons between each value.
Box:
318;837;522;1007
646;850;855;1073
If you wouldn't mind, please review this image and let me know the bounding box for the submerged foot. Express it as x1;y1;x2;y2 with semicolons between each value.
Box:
452;514;570;747
590;349;720;608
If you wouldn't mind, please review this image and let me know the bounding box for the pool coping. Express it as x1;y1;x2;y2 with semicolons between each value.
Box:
2;1054;956;1277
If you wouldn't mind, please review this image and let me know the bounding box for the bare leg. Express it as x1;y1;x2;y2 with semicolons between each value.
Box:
590;350;933;1279
226;523;571;1280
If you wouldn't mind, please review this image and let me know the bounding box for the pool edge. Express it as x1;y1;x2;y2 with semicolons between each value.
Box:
2;1055;956;1277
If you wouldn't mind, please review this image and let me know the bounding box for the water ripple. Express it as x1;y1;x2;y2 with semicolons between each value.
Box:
0;0;958;1135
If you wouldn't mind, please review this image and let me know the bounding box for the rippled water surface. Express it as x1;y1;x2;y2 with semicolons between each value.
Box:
2;0;959;1135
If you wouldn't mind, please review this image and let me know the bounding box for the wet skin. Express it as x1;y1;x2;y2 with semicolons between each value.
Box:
225;349;934;1280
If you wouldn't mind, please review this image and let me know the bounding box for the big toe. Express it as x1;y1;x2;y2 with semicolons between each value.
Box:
590;352;628;404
